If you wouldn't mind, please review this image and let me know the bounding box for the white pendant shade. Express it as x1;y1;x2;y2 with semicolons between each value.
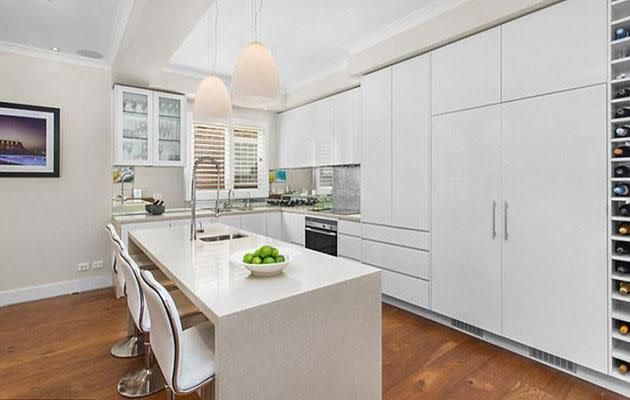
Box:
231;41;279;108
193;75;232;125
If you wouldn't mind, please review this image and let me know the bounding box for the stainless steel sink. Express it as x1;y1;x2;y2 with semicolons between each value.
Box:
198;233;247;242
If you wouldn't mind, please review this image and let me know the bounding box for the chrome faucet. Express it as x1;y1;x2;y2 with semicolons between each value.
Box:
225;189;234;210
245;192;252;209
119;170;134;204
191;157;221;240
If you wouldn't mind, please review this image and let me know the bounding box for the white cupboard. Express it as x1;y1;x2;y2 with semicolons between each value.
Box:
431;27;501;115
241;213;268;236
501;0;606;102
314;98;333;166
114;85;186;167
332;88;361;165
501;85;607;373
267;212;283;240
431;105;502;334
282;212;305;245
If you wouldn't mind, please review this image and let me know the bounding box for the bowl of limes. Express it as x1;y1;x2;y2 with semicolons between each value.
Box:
231;245;292;276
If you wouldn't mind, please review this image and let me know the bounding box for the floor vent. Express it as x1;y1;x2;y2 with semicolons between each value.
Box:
529;348;576;373
451;320;484;337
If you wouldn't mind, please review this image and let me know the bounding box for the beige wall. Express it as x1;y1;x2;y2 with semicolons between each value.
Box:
0;51;112;295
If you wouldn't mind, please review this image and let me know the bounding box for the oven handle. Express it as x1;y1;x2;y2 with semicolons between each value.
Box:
305;227;337;237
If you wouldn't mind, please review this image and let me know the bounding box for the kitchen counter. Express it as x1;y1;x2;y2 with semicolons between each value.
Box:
128;223;381;400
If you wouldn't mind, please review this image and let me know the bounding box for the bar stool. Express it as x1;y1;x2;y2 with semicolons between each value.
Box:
140;270;216;400
105;224;125;298
116;249;201;398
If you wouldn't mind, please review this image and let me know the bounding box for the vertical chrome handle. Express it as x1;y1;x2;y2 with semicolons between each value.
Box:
491;200;497;238
504;201;509;241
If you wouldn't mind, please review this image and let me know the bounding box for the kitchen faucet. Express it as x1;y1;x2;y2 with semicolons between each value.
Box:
119;170;134;204
191;156;221;240
225;189;234;210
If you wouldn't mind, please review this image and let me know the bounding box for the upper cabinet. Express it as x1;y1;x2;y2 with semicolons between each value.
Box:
332;88;361;165
313;97;333;166
501;0;606;102
114;85;186;167
431;27;501;115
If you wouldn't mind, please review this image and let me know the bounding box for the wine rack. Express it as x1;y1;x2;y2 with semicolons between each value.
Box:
610;0;630;382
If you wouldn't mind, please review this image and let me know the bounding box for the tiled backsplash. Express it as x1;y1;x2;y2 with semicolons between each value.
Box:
332;165;360;211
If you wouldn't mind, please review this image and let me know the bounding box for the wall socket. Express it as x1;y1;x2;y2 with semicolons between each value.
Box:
77;262;91;272
91;260;104;270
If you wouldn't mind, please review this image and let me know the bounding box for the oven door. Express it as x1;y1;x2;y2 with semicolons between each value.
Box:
305;226;338;256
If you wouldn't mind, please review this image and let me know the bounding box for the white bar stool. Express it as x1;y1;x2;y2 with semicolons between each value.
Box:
106;224;126;298
116;249;201;398
140;270;216;400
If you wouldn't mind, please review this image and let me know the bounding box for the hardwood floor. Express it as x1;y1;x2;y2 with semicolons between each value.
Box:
0;289;624;400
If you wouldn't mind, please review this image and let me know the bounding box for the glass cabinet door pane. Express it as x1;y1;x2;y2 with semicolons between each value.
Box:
121;91;150;162
157;96;182;162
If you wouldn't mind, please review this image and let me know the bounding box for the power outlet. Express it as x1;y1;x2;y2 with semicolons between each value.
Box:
77;262;91;272
91;260;104;270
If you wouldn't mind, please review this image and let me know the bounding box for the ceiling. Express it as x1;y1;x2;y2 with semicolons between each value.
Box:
169;0;460;92
0;0;131;62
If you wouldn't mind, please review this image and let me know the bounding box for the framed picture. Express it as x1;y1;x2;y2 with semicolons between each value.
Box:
0;101;60;177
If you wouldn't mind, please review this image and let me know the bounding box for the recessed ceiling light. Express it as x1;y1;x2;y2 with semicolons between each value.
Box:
50;47;60;52
76;49;103;59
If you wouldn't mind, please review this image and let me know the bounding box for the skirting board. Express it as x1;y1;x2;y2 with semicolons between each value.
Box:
382;295;630;398
0;274;113;307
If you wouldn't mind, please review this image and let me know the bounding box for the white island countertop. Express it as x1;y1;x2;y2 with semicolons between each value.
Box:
129;223;382;400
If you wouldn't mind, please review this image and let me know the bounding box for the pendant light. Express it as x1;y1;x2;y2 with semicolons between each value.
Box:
231;0;279;108
193;0;232;125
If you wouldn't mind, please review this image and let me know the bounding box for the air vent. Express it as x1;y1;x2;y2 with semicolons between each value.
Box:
529;348;576;373
451;320;484;337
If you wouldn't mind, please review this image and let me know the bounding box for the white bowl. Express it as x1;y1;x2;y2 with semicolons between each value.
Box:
230;248;296;277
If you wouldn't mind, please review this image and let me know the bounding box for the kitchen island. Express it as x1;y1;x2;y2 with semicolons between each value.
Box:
129;223;381;400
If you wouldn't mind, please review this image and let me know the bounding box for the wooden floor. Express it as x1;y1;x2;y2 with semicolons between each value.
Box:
0;289;625;400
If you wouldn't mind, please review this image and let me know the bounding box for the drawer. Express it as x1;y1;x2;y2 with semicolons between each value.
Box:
361;223;429;250
362;240;429;280
338;220;361;237
381;269;430;309
339;234;361;261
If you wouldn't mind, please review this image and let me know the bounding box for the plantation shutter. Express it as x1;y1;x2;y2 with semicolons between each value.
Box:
233;127;260;189
193;124;227;190
319;166;333;188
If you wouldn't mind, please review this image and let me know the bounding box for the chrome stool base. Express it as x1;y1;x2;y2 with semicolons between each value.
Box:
111;335;144;358
117;364;165;398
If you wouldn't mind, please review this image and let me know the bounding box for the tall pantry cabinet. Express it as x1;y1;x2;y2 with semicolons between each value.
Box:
431;0;607;373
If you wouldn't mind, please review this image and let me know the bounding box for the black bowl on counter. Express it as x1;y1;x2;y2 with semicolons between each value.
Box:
145;204;165;215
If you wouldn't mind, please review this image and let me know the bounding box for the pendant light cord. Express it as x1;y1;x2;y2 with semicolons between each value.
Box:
208;0;219;72
251;0;262;42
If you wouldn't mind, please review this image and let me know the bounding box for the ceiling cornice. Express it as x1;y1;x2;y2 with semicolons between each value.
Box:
0;40;110;70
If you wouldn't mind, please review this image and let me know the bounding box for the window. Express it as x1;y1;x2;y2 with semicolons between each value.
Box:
233;127;260;189
317;167;333;194
193;124;229;190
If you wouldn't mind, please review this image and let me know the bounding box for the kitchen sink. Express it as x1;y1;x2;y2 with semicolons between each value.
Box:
198;233;247;242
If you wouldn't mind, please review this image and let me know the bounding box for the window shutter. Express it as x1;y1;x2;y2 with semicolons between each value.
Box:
319;166;333;188
193;124;227;190
233;127;260;189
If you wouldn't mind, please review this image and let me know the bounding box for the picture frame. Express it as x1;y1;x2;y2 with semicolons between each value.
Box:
0;101;60;177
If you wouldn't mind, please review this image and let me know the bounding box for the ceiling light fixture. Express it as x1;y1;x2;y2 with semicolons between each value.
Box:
193;0;232;125
231;0;279;108
50;47;60;52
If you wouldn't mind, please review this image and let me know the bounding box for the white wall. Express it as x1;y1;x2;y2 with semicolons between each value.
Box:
0;51;113;304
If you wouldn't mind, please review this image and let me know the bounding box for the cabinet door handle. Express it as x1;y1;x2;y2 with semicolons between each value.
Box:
491;200;497;239
504;201;509;241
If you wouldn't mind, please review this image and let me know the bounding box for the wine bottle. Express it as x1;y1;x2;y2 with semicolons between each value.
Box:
621;325;629;335
616;88;630;99
620;204;630;216
614;146;630;157
617;126;630;137
615;165;630;177
617;108;630;118
619;224;630;235
620;363;629;375
617;263;630;274
615;184;630;196
620;282;630;294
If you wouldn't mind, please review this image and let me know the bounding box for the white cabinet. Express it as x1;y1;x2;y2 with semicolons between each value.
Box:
361;67;392;225
241;213;268;236
332;88;361;165
431;27;501;115
381;269;430;309
282;212;305;245
501;0;606;101
267;212;283;240
392;55;430;231
362;240;429;280
338;234;361;261
114;85;185;167
314;97;333;166
431;105;502;334
361;55;431;231
501;85;607;373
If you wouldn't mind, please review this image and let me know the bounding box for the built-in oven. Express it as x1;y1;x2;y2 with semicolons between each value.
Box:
305;217;338;256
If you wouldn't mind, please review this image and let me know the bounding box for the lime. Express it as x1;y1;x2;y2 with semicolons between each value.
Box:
251;256;262;265
259;245;273;259
263;257;276;264
243;253;254;264
253;248;261;257
275;255;285;263
271;248;279;258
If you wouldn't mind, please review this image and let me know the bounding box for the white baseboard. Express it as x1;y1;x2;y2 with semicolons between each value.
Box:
0;274;113;307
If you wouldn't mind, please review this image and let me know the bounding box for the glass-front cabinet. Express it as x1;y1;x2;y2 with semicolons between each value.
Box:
114;85;185;167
